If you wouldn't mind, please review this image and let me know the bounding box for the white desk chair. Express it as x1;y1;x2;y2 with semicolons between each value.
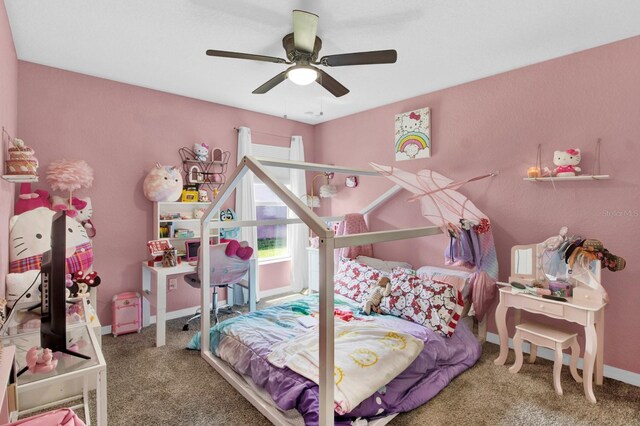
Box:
182;243;252;330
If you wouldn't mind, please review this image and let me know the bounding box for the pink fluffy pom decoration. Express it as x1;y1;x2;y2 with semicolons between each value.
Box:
46;160;94;192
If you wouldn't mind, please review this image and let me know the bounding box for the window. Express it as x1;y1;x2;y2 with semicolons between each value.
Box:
252;143;292;262
255;182;290;260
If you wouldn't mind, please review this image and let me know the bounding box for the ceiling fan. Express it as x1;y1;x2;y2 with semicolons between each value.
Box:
205;10;397;97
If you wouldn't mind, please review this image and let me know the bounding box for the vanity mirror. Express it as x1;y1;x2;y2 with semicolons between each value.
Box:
509;244;538;284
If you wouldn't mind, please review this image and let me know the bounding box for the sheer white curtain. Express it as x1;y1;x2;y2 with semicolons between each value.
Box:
289;136;308;292
235;126;259;293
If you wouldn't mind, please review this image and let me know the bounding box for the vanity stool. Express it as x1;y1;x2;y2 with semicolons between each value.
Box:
509;321;582;396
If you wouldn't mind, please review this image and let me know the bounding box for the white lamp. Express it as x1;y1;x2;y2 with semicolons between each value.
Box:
287;66;318;86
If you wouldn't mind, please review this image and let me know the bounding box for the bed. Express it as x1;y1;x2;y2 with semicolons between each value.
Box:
196;156;496;425
188;292;481;425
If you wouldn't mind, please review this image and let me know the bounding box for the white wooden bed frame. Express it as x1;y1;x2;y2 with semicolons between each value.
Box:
198;156;481;426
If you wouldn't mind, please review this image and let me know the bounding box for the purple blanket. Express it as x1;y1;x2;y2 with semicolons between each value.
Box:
188;295;481;425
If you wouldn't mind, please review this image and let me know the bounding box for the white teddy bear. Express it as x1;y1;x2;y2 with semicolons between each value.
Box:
553;149;582;177
193;143;210;162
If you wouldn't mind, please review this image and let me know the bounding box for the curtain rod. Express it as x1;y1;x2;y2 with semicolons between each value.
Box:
234;127;292;140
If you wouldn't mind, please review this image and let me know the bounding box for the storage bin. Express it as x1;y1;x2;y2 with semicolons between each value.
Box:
112;292;142;336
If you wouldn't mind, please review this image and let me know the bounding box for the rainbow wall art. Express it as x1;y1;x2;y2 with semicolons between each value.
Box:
395;107;431;161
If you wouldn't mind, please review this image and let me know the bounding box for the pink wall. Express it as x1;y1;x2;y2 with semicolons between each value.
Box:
17;62;314;325
315;36;640;374
0;0;18;298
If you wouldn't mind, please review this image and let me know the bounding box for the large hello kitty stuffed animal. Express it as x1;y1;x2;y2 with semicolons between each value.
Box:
553;148;582;177
6;208;95;308
143;163;183;201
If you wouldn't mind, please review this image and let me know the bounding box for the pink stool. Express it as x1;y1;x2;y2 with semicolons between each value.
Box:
509;321;582;396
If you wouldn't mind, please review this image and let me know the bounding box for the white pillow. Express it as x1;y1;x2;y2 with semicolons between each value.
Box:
356;255;412;273
415;266;472;299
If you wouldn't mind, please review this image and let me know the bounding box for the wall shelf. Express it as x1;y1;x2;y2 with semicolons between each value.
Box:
524;175;610;182
2;174;38;183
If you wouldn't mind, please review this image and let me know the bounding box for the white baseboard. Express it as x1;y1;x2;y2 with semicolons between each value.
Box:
486;332;640;387
102;302;229;335
258;286;293;299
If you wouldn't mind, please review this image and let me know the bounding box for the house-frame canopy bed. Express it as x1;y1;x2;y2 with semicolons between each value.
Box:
198;156;484;426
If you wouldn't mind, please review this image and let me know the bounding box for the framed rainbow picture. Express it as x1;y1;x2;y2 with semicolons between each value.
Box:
395;107;431;161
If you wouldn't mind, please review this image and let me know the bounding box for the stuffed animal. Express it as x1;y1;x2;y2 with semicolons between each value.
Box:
193;208;205;219
66;270;101;298
6;269;41;308
73;196;96;238
51;195;87;219
363;277;392;315
219;208;240;240
26;347;58;374
198;189;209;202
143;163;183;202
15;183;51;215
553;149;581;177
6;208;96;307
194;143;210;162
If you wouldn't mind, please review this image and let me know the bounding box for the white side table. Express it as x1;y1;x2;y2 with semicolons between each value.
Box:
0;324;107;425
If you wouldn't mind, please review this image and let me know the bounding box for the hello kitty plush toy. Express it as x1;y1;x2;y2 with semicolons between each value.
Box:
553;148;582;177
73;196;96;238
194;143;210;162
6;207;97;308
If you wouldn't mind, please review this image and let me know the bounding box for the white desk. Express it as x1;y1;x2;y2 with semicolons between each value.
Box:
141;260;257;347
494;286;606;403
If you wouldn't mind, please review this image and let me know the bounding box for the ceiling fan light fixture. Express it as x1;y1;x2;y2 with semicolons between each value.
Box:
287;66;318;86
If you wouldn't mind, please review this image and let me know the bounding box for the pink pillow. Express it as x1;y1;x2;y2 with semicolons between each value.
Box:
380;268;464;336
334;258;388;303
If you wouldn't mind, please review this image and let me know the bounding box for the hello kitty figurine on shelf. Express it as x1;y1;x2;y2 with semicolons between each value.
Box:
553;148;582;177
193;143;210;162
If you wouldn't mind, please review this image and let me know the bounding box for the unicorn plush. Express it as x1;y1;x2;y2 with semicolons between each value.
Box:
143;163;183;202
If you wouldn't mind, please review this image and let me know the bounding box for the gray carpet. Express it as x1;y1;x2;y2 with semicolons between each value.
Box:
97;302;640;426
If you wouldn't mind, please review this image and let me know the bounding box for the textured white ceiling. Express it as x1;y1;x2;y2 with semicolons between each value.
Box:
5;0;640;124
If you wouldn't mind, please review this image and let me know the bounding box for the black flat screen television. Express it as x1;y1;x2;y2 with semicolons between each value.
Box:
39;211;90;360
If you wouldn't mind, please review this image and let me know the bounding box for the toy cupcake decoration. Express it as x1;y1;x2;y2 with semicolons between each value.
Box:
5;137;39;176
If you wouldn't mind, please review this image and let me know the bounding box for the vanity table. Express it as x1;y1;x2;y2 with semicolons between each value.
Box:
495;242;607;403
494;286;605;403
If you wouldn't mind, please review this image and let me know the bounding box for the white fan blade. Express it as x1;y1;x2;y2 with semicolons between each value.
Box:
293;10;318;53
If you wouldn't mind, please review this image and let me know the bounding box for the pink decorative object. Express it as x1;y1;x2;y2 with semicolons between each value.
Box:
46;160;94;208
26;347;58;374
5;137;39;175
112;292;142;336
5;408;86;426
14;183;51;215
46;160;94;192
225;239;254;260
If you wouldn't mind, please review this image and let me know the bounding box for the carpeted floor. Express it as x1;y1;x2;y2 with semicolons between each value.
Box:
97;300;640;426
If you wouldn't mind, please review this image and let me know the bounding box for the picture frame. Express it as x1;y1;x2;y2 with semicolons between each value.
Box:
395;107;431;161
